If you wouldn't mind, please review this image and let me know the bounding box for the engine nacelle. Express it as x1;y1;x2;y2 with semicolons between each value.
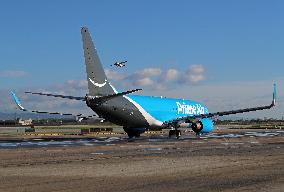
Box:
191;118;214;134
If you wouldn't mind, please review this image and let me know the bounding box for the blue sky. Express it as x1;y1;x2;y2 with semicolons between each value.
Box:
0;0;283;118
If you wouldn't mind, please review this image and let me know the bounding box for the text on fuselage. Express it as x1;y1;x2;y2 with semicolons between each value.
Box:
176;102;205;115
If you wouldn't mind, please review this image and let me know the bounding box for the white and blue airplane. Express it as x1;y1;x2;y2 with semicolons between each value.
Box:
11;27;277;138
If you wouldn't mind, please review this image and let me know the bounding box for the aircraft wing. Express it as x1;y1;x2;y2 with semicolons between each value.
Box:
12;88;141;117
11;92;96;119
25;91;85;101
164;82;277;125
25;89;142;104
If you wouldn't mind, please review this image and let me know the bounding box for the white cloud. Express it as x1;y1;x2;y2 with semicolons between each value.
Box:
105;69;125;80
139;68;162;77
165;69;179;81
0;70;29;78
133;77;154;86
121;67;163;88
185;64;206;83
65;80;88;90
105;65;206;90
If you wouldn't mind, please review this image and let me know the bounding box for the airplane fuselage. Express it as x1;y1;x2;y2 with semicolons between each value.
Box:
88;95;209;129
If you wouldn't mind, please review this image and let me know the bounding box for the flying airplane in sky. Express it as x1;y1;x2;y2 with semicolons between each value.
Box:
11;27;277;138
111;61;127;67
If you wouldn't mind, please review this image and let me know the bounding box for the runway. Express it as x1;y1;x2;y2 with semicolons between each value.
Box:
0;129;283;192
0;130;283;148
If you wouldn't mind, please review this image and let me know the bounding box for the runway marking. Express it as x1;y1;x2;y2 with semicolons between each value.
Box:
91;152;104;155
220;142;244;145
146;148;162;151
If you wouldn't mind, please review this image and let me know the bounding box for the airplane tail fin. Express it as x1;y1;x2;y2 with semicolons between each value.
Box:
81;27;116;96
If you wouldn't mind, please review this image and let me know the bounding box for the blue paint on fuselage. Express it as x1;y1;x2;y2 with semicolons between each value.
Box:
128;95;209;122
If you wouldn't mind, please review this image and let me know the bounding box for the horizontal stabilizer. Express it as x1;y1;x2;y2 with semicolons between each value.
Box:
90;88;142;104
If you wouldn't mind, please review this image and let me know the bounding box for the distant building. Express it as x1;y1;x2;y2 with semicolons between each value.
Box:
18;118;33;126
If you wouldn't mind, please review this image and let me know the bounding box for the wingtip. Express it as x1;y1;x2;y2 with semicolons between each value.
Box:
10;91;25;110
11;91;17;100
10;91;17;102
272;81;277;106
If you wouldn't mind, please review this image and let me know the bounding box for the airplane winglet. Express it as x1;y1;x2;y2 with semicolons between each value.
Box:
11;91;26;111
272;81;276;106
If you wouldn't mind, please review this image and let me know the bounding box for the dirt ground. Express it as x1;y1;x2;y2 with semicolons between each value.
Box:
0;130;283;192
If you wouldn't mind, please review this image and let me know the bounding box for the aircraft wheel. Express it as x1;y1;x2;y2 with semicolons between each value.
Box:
126;132;140;138
134;133;141;138
169;130;181;139
176;130;181;139
169;130;175;138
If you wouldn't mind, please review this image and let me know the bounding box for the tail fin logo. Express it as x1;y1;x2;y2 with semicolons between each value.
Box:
89;78;107;87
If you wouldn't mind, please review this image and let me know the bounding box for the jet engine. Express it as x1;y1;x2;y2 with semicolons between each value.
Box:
191;118;214;134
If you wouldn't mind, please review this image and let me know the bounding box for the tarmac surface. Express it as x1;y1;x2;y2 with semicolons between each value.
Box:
0;129;283;192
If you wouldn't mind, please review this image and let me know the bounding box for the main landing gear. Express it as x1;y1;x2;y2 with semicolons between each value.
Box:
123;127;145;139
169;122;181;139
169;129;181;139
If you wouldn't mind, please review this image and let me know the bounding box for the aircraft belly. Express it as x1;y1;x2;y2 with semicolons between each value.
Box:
90;97;149;128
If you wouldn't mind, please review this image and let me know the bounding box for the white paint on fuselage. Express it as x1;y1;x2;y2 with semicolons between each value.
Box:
109;83;163;127
123;95;163;127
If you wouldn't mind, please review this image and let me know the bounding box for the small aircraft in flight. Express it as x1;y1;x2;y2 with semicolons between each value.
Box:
111;61;127;68
11;27;277;139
